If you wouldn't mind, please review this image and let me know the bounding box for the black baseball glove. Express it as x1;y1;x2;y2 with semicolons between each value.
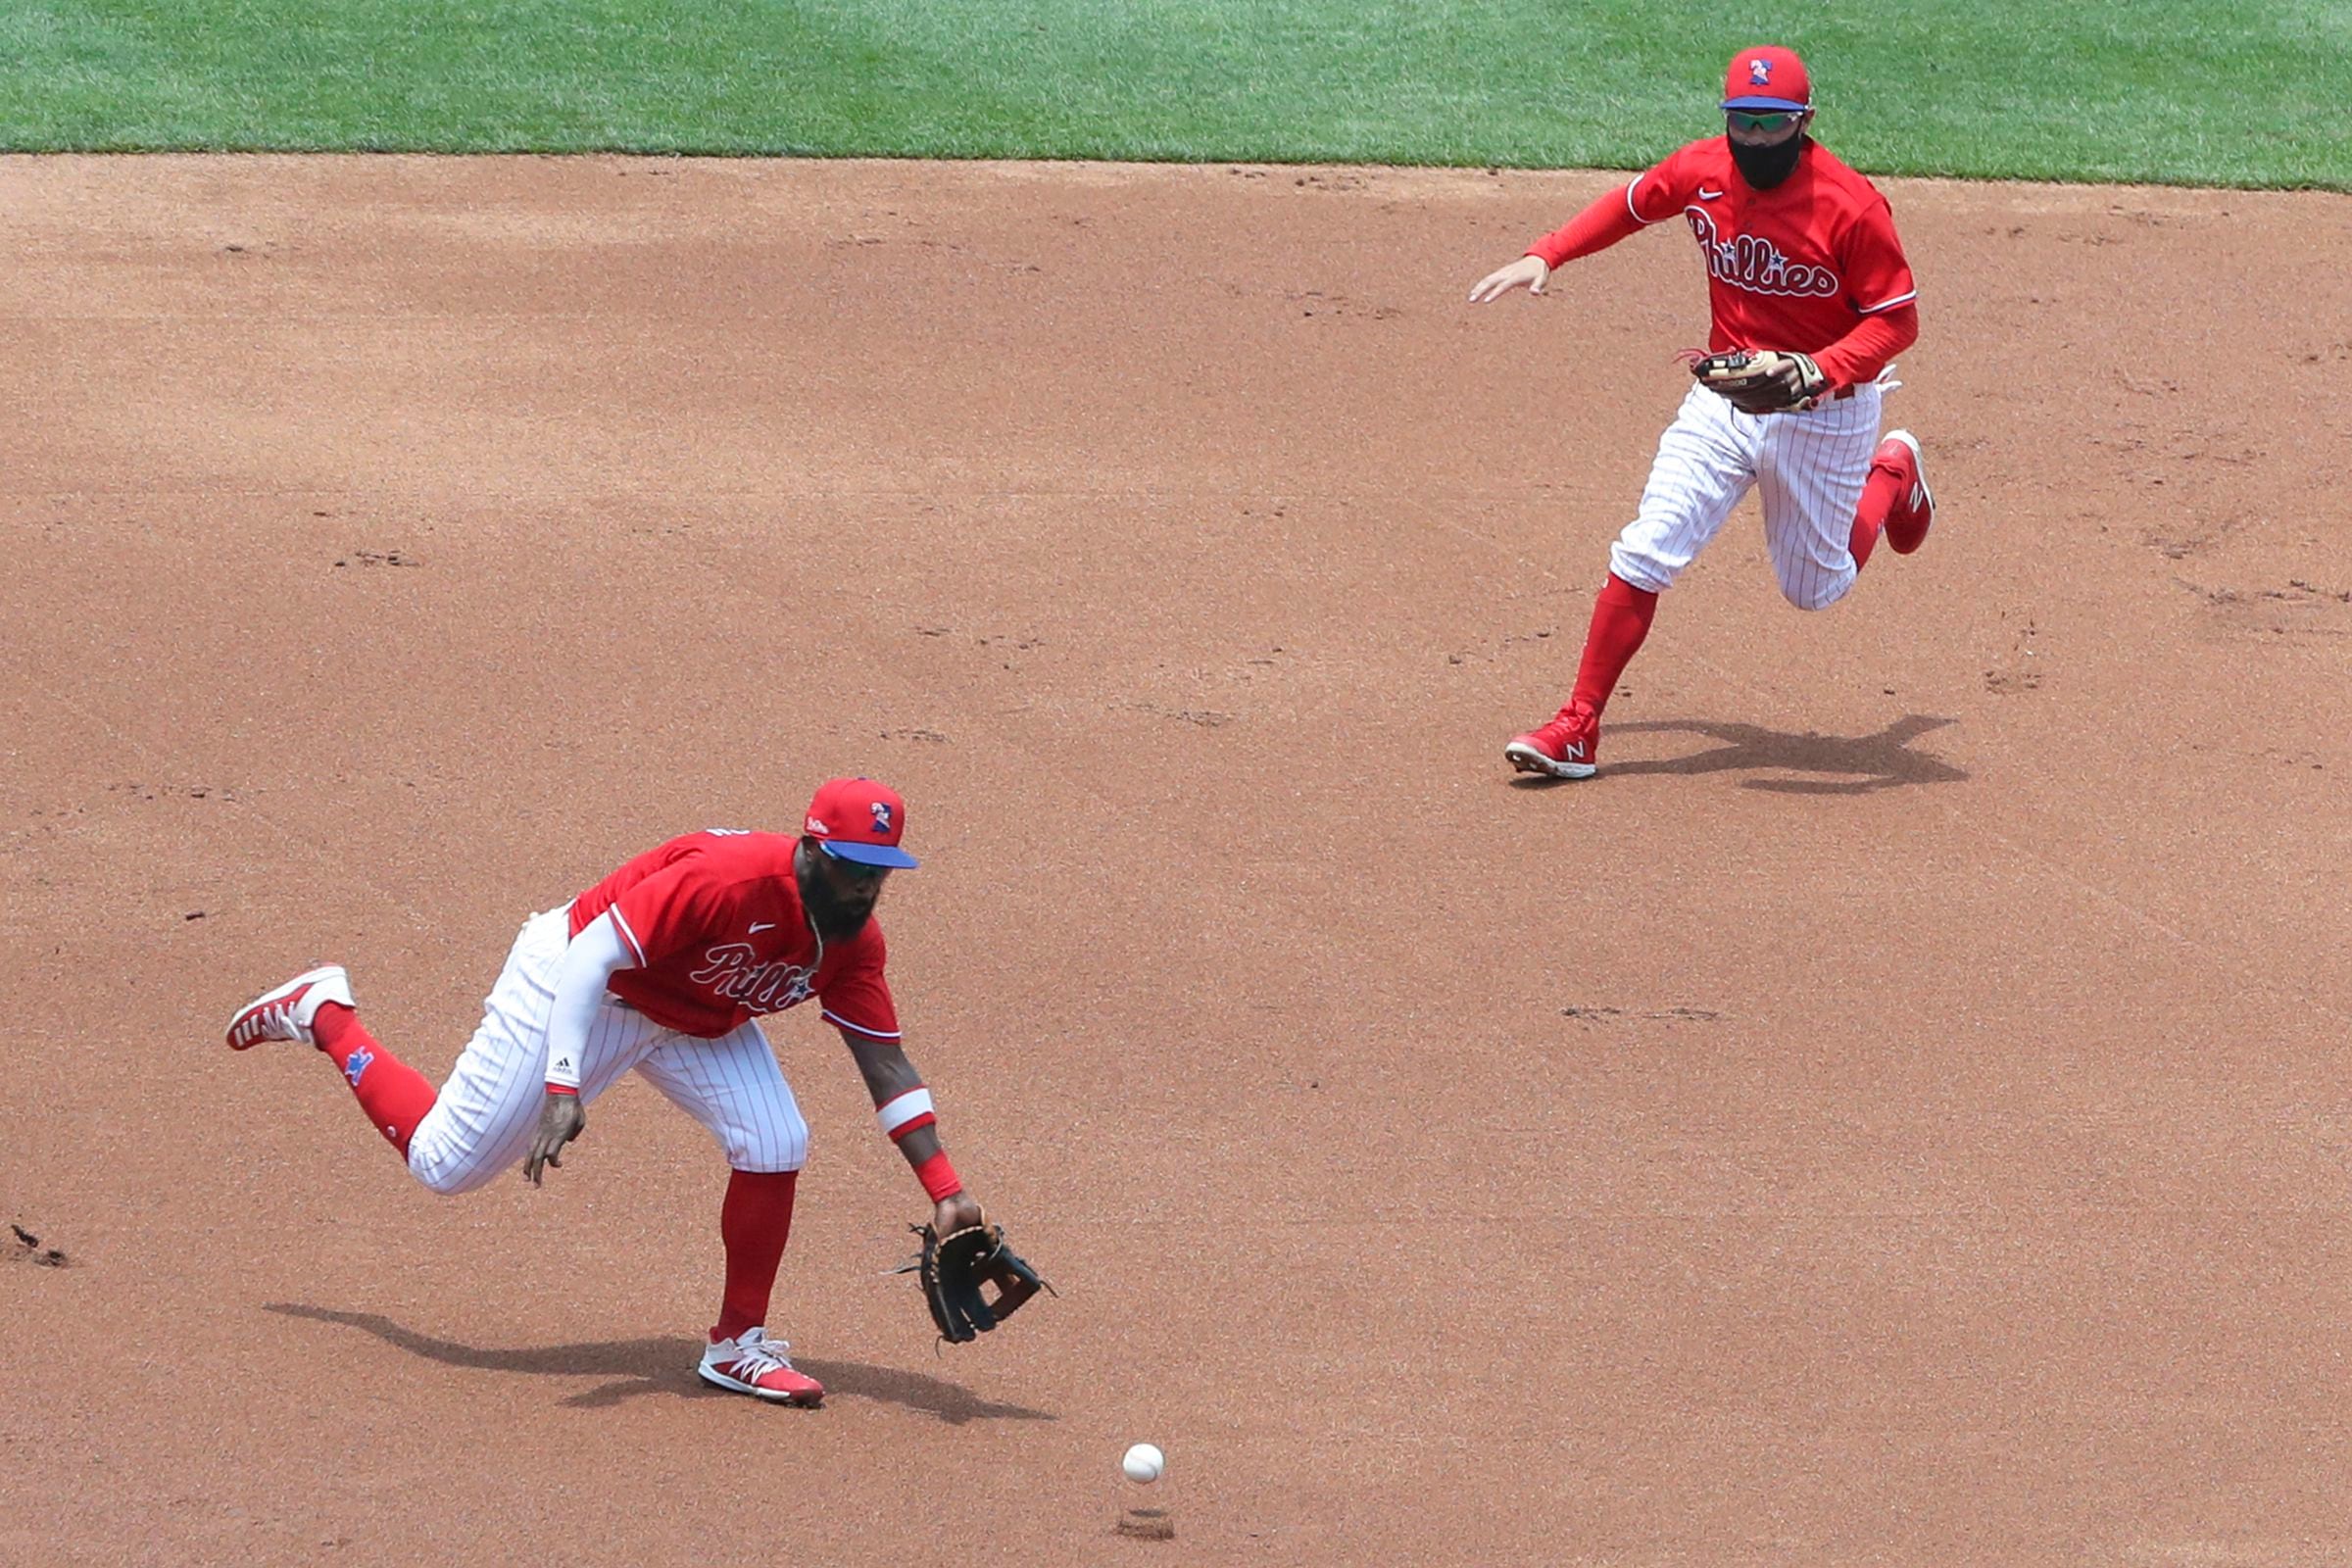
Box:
1687;348;1833;415
903;1215;1054;1343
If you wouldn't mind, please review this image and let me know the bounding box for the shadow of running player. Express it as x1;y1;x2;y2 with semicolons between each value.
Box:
1511;713;1966;795
265;1303;1054;1423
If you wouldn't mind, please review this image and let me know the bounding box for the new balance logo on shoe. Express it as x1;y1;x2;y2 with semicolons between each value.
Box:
1877;430;1934;555
1504;710;1600;779
700;1329;825;1405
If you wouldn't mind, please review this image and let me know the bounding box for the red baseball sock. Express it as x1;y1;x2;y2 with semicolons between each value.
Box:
313;1004;439;1158
1849;509;1882;570
713;1168;800;1343
1568;572;1660;717
1849;457;1907;570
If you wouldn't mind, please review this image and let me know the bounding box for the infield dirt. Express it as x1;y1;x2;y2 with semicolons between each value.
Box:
1;155;2346;1567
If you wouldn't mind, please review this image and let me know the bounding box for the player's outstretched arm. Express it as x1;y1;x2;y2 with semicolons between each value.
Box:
1479;186;1647;304
1468;254;1549;303
844;1030;984;1232
848;1029;1052;1340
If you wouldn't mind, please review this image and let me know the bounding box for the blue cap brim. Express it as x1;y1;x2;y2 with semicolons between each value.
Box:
819;839;919;869
1723;96;1809;112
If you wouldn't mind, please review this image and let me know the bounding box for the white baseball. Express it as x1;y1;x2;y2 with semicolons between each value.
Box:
1121;1443;1165;1484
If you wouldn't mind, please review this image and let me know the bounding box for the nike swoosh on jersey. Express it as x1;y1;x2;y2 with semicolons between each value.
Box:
1697;187;1725;200
749;921;777;934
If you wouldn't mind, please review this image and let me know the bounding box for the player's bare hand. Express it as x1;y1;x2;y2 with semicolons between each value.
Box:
524;1091;585;1186
1468;255;1549;304
933;1192;984;1235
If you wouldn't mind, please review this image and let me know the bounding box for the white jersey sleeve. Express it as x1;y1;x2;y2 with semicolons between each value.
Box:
543;912;632;1090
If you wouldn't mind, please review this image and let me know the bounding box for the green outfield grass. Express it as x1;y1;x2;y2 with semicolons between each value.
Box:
2;0;2346;188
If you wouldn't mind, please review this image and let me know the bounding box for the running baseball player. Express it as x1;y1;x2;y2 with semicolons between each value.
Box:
1469;45;1936;779
225;777;1041;1405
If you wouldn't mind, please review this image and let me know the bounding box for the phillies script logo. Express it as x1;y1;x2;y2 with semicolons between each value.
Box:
1684;208;1838;299
690;944;817;1011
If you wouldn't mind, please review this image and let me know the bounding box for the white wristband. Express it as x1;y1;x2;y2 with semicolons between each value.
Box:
876;1088;934;1137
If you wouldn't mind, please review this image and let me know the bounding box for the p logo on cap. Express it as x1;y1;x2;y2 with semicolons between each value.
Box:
804;777;919;869
1721;45;1811;113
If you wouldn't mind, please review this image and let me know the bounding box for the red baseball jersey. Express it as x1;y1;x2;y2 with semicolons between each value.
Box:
568;829;900;1042
1626;137;1915;355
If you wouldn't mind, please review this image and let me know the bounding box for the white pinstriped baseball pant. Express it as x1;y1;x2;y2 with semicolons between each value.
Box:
406;906;809;1196
1609;380;1886;611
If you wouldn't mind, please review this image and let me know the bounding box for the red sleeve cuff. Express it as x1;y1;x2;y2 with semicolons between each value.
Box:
1811;301;1919;390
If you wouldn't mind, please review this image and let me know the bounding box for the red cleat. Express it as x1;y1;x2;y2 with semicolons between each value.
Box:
1504;704;1599;779
699;1329;824;1406
1876;429;1935;555
225;965;354;1050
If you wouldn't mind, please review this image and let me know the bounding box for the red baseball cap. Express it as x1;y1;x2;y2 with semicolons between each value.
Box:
1722;45;1811;113
804;776;919;869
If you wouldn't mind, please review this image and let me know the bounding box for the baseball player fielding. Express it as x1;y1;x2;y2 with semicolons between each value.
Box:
1469;45;1937;780
225;776;1024;1406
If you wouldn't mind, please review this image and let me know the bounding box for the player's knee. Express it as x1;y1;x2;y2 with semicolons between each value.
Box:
1780;572;1854;612
1607;543;1676;595
719;1123;807;1174
723;1140;805;1176
406;1139;497;1196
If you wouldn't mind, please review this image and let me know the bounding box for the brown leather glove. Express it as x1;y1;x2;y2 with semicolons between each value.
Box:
1688;349;1834;414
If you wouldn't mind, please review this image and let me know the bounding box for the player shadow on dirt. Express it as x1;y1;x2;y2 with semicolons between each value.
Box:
265;1303;1054;1424
1513;714;1966;794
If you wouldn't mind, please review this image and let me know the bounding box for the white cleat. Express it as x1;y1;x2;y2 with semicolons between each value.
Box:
699;1328;825;1405
225;965;354;1050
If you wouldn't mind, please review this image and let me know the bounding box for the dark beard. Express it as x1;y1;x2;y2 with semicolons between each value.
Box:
797;860;873;941
1729;133;1804;190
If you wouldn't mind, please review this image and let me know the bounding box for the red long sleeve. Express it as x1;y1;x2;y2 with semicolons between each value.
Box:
1526;185;1644;270
1521;173;1918;392
1811;301;1918;390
